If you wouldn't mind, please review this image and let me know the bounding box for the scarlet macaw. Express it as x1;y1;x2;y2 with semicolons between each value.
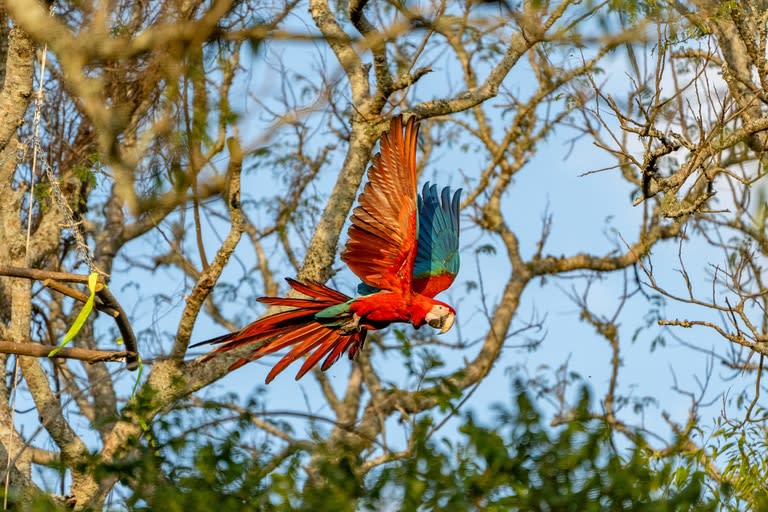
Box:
196;116;461;383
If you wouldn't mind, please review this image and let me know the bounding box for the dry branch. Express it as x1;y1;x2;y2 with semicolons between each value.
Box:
0;265;140;369
0;265;92;284
0;341;135;365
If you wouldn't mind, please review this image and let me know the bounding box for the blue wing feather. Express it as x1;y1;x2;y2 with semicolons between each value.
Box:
412;182;461;296
357;282;380;295
356;182;460;298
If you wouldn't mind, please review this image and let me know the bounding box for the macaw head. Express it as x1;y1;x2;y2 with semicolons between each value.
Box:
425;302;456;334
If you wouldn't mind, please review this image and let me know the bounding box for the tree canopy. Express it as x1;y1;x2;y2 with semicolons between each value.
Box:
0;0;768;509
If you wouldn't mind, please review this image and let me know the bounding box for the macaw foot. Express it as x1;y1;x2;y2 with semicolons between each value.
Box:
341;313;362;335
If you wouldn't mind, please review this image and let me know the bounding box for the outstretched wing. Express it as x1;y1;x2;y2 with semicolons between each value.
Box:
341;115;419;294
412;183;461;298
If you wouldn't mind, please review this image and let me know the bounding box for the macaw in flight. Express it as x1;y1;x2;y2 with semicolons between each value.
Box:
195;115;461;383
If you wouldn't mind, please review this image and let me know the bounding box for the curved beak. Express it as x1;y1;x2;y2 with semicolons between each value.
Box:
426;311;455;334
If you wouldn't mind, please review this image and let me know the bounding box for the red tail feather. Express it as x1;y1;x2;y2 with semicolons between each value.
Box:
284;278;350;302
321;334;358;371
194;279;367;383
295;330;340;379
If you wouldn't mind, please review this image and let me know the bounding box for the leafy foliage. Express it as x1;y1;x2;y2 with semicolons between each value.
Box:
711;415;768;510
12;384;716;511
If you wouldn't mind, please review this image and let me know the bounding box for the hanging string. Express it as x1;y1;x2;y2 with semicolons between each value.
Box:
23;44;47;265
42;158;102;274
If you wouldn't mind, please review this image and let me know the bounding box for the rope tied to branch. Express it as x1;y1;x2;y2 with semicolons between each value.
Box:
25;4;103;277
